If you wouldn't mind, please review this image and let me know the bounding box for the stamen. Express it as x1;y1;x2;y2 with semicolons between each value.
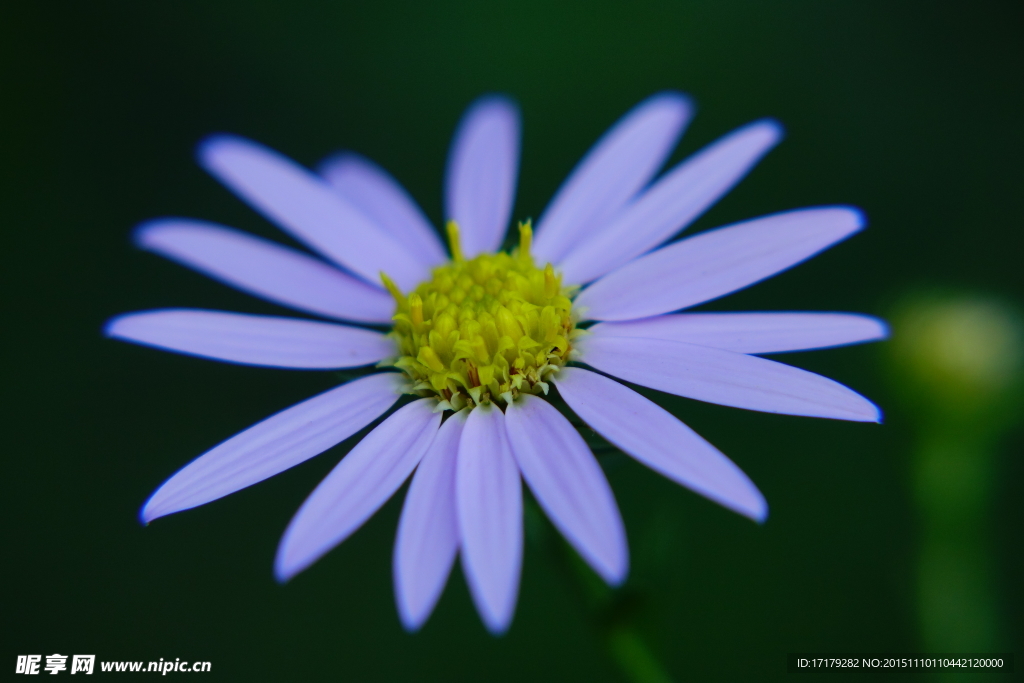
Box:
386;223;577;409
409;293;424;331
446;220;464;262
518;220;533;261
417;346;446;373
380;272;403;303
544;264;557;299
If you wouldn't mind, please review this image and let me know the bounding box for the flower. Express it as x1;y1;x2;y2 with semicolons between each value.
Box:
107;92;887;634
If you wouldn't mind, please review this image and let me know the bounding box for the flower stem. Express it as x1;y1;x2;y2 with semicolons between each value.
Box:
887;292;1023;680
524;495;676;683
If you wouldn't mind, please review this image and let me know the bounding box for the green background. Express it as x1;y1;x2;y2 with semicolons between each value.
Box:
3;1;1021;680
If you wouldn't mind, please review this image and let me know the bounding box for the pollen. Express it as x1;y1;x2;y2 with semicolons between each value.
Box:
383;220;580;410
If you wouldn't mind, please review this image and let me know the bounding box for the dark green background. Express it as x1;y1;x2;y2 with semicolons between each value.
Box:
3;1;1021;680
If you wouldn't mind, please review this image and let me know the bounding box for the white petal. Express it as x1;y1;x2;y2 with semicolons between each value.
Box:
559;120;783;284
457;403;523;634
445;97;520;258
275;399;441;581
141;373;404;523
590;313;889;354
505;395;628;585
532;92;693;264
393;410;468;631
136;219;395;323
576;207;865;321
577;335;881;422
199;135;430;291
319;152;448;266
553;368;767;521
106;309;395;369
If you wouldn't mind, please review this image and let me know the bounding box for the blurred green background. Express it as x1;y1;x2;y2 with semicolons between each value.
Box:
3;1;1021;680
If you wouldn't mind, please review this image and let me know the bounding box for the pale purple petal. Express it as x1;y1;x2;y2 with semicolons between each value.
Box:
275;399;441;582
590;313;889;354
393;410;468;631
576;207;865;321
578;335;881;422
559;120;783;284
106;309;395;369
199;135;429;291
318;152;448;266
553;368;766;521
445;97;520;258
141;373;404;523
532;92;694;264
505;396;628;585
457;403;523;634
136;219;395;323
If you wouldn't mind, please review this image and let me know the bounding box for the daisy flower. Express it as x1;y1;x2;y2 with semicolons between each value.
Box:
107;92;886;634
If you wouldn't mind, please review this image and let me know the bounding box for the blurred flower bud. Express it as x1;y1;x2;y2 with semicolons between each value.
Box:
888;292;1024;426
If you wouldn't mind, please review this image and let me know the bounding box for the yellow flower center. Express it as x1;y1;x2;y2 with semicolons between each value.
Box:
382;221;580;410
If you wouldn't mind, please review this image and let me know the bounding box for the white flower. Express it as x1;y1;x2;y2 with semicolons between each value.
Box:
107;92;886;634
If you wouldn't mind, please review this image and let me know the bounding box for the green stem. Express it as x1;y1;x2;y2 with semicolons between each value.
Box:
914;434;999;682
525;496;676;683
